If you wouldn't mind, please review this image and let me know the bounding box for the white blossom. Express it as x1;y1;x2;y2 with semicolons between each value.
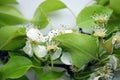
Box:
52;48;62;60
112;32;120;48
23;41;33;57
109;55;118;70
93;27;107;38
60;52;72;65
27;28;45;43
45;29;73;42
92;14;109;24
33;45;47;58
23;27;46;58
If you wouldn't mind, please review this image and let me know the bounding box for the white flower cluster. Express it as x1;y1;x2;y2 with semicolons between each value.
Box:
92;14;109;24
23;25;73;65
93;27;107;38
88;55;118;80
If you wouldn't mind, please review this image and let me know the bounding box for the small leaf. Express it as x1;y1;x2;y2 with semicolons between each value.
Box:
0;0;18;5
110;0;120;14
76;5;113;30
32;0;66;29
0;6;28;27
54;33;99;67
0;56;32;80
0;26;26;50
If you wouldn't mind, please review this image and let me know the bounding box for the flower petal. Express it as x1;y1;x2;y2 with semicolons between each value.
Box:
23;41;33;57
33;45;47;58
94;76;101;80
60;52;72;65
27;28;45;42
52;48;62;60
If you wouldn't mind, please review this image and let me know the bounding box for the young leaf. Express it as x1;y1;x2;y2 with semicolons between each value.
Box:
54;33;99;67
76;5;113;30
0;56;32;80
0;0;18;5
0;6;28;27
0;26;26;50
110;0;120;14
32;0;66;29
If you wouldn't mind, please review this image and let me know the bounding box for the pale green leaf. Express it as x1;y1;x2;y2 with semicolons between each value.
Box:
0;6;28;27
32;8;49;29
40;0;66;13
76;5;113;30
0;56;32;80
0;26;26;50
32;0;66;29
54;33;99;67
0;0;18;4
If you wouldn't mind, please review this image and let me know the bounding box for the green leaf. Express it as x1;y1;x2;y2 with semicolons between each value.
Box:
32;0;66;29
0;26;26;50
0;56;32;80
33;68;65;80
110;0;120;14
0;0;18;5
54;33;99;67
76;5;113;30
40;0;66;13
32;8;49;29
0;6;28;27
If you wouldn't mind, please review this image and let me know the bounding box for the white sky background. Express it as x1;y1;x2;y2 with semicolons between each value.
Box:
16;0;96;33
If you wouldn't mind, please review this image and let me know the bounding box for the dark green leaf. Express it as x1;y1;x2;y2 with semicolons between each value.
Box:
0;56;32;80
0;6;28;27
0;0;18;5
32;0;66;29
0;26;26;50
54;33;99;67
76;5;113;30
